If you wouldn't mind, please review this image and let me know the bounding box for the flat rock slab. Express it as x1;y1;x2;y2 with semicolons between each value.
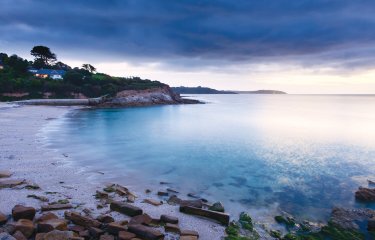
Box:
128;224;164;240
69;212;101;228
180;206;230;226
143;199;163;206
331;207;375;230
110;201;143;217
0;171;12;178
41;204;73;211
0;179;25;188
118;231;136;240
37;218;68;232
181;230;199;237
12;205;36;221
160;215;178;224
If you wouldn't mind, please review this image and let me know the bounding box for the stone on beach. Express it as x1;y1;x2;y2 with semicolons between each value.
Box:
127;224;164;240
118;231;136;240
180;205;230;225
12;205;36;221
37;218;68;233
0;171;12;178
331;207;375;230
12;230;27;240
142;199;163;206
180;230;199;237
0;212;8;225
368;217;375;231
96;215;114;223
160;215;178;224
41;204;73;211
157;191;169;197
100;234;115;240
208;202;225;213
106;222;128;235
129;214;153;226
164;223;180;234
36;213;58;223
180;236;198;240
95;190;109;199
110;201;143;217
36;230;74;240
88;227;104;238
68;212;101;228
27;194;49;202
355;187;375;201
11;219;35;238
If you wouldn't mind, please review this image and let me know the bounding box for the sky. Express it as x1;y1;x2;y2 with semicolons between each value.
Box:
1;0;375;93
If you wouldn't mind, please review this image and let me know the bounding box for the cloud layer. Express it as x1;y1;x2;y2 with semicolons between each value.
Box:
2;0;375;69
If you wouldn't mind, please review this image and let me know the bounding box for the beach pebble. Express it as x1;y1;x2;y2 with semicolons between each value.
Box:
0;171;12;178
164;223;180;234
106;222;128;235
12;205;36;221
118;231;136;240
0;211;7;225
11;219;34;238
37;218;68;233
160;215;178;224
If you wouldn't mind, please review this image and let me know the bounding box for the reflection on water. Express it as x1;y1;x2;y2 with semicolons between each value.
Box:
45;94;375;222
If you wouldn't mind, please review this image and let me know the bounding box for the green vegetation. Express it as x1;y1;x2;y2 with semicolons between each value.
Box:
0;46;165;101
225;212;259;240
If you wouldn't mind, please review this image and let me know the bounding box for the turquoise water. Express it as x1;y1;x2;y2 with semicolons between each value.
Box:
46;94;375;222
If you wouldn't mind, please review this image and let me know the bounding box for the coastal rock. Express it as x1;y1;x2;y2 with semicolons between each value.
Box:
110;201;143;217
160;215;178;224
180;230;199;237
0;233;16;240
330;207;375;230
180;200;203;209
157;191;169;197
142;199;163;206
12;205;36;221
37;219;68;233
69;212;101;228
37;230;74;240
164;223;180;234
180;236;198;240
106;222;127;235
127;224;164;240
126;195;135;203
0;212;7;225
180;206;230;225
208;202;225;213
129;214;152;226
96;215;114;223
12;219;34;238
95;190;109;199
0;179;25;188
88;227;104;238
27;194;49;202
118;231;136;240
36;213;58;223
41;204;72;211
355;187;375;201
166;188;179;193
68;225;85;233
12;231;27;240
0;171;12;178
368;217;375;231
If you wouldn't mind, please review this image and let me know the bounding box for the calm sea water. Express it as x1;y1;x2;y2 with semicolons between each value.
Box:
46;94;375;222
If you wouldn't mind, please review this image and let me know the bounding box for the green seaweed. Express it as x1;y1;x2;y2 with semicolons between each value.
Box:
239;212;254;231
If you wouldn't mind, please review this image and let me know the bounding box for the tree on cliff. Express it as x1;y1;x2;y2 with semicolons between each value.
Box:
82;64;96;73
30;46;57;66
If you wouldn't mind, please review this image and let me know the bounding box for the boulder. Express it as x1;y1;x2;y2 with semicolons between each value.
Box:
180;206;230;225
0;171;12;178
110;201;142;217
160;215;178;224
95;190;109;199
0;179;24;188
37;230;74;240
355;187;375;201
0;232;16;240
143;199;162;206
68;225;85;233
180;230;199;237
36;213;58;223
69;212;101;228
106;222;127;235
164;223;180;234
12;219;34;238
88;227;104;238
127;224;164;240
12;205;36;221
0;212;7;225
96;215;114;223
41;204;72;211
129;214;152;226
208;202;225;212
331;207;375;230
37;219;68;233
12;231;27;240
118;231;136;240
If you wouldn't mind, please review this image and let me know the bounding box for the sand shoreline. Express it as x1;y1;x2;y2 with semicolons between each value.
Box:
0;103;225;239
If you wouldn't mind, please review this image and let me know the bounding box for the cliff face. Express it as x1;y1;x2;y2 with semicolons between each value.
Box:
100;86;199;107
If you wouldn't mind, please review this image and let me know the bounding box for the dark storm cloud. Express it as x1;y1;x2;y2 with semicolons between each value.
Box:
1;0;375;68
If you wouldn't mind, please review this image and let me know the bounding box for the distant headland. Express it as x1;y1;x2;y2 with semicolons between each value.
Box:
172;86;286;94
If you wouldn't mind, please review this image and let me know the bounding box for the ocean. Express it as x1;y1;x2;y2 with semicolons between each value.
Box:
45;94;375;223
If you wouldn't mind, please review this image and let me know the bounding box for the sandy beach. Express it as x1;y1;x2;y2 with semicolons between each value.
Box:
0;103;225;239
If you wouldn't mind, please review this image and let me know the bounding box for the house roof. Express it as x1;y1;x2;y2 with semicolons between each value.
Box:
36;69;66;75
